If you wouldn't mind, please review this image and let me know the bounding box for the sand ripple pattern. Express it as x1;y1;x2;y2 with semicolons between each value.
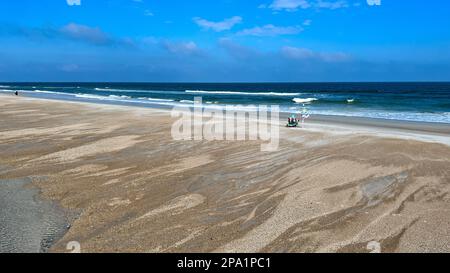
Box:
1;95;449;253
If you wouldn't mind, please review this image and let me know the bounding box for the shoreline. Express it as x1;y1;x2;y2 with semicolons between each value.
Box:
309;114;450;135
2;93;449;146
2;89;450;126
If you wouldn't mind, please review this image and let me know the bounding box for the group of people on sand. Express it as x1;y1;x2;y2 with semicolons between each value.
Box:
287;116;300;124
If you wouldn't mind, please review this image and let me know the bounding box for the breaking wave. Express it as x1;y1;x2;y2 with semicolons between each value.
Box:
185;90;301;96
293;98;318;104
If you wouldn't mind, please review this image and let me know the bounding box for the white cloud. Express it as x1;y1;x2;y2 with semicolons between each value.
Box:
267;0;349;11
193;16;242;32
60;23;110;45
269;0;311;11
281;46;315;59
315;0;348;9
237;24;303;37
66;0;81;6
367;0;381;6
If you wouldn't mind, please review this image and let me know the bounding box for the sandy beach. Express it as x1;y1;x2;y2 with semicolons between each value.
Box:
1;94;449;253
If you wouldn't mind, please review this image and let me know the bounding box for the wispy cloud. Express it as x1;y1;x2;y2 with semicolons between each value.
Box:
237;24;303;36
66;0;81;6
0;23;132;47
315;0;349;9
269;0;311;11
367;0;381;6
161;40;201;55
266;0;349;11
281;46;350;62
281;46;315;59
144;10;154;16
193;16;242;32
303;19;313;26
60;23;111;45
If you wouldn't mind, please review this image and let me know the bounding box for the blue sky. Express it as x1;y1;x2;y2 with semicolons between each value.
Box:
1;0;450;82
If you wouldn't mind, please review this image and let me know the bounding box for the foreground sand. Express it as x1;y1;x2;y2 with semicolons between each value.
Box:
1;95;449;253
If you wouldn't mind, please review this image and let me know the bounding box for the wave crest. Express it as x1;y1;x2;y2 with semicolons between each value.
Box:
185;90;301;96
293;98;318;104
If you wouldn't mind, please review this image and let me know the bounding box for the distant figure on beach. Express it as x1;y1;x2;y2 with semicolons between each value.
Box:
14;91;19;96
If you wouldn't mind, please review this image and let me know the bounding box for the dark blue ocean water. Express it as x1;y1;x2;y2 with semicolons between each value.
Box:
1;82;449;123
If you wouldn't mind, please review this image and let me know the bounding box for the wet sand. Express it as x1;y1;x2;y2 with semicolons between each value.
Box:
0;94;449;253
0;177;70;253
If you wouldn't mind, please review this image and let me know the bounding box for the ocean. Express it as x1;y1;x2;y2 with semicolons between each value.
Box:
1;82;449;124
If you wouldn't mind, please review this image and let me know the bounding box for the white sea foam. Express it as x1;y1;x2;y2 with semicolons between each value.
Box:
34;90;65;95
95;87;186;95
185;90;301;96
2;87;448;124
108;95;131;99
1;89;77;95
95;88;117;91
0;89;50;94
148;98;174;102
137;97;175;102
95;87;149;92
293;98;318;104
311;109;450;124
75;94;108;100
42;86;77;89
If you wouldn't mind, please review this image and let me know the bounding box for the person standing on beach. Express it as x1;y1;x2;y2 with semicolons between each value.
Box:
14;91;18;96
